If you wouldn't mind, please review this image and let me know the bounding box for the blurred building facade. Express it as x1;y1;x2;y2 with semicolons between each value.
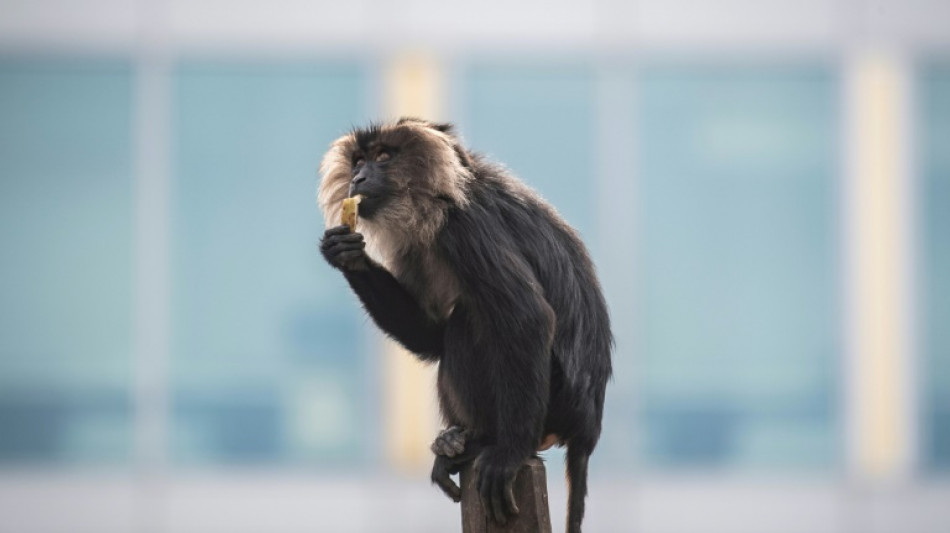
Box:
0;0;948;532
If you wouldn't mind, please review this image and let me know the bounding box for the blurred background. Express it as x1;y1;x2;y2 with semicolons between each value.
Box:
0;0;948;532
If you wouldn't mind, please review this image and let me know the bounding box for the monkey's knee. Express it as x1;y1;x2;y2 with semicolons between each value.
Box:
430;425;468;458
538;433;560;451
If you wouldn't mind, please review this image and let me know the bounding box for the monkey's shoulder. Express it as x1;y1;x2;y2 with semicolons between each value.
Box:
439;183;585;261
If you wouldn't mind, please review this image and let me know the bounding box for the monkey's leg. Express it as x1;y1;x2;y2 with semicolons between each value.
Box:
430;426;468;458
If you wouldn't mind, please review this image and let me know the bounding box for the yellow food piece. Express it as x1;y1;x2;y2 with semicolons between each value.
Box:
341;195;362;232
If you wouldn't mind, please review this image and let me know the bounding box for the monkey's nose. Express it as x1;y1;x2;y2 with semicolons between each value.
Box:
349;173;368;197
351;167;368;187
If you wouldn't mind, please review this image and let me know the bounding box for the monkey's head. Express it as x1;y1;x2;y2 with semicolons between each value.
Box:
318;118;472;245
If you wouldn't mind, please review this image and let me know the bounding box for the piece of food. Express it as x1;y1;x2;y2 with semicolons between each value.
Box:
341;195;362;232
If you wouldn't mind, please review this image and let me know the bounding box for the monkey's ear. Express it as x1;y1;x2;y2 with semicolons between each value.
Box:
396;117;457;137
429;122;456;135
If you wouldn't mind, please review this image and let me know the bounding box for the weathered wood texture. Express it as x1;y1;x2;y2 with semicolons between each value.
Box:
460;457;552;533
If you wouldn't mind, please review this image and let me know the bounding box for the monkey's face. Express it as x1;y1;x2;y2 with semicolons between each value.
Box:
319;119;471;231
346;139;401;220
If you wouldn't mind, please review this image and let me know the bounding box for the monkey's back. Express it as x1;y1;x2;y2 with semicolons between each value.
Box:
444;156;613;445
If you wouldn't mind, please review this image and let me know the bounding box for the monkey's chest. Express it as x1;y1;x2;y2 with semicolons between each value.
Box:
393;254;460;322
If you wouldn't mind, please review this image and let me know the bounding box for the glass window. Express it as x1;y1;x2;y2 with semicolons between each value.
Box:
0;61;134;464
459;64;597;242
920;63;950;471
636;66;840;469
172;63;371;465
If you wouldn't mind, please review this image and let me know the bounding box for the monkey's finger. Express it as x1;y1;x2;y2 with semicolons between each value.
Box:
443;432;466;455
327;241;366;254
326;232;364;243
440;439;460;458
477;470;489;508
479;472;502;525
446;480;462;503
322;231;362;246
503;476;520;517
324;224;353;236
434;474;461;503
490;475;508;525
431;438;456;458
431;463;461;503
336;251;365;264
447;434;465;455
446;456;469;475
322;237;363;255
321;240;363;258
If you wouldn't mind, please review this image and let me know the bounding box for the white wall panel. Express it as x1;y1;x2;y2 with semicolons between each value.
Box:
860;0;950;45
0;0;138;44
167;0;368;47
1;0;949;50
395;0;597;45
634;0;840;48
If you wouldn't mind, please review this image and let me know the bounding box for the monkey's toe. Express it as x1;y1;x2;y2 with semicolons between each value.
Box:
477;463;520;525
431;456;462;503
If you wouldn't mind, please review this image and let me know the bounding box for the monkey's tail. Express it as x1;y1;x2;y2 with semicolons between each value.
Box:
565;445;590;533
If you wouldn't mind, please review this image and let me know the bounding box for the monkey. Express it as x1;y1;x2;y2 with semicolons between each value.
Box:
318;118;612;533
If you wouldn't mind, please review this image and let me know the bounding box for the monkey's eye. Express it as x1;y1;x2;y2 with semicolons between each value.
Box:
353;157;365;168
375;151;391;163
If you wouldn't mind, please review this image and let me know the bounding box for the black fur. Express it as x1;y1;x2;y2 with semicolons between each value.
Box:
320;121;612;533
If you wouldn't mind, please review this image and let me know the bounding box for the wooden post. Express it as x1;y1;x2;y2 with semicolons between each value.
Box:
460;457;552;533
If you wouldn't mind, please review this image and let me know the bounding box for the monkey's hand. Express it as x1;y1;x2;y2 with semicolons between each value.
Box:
321;225;369;271
475;447;521;525
431;426;468;458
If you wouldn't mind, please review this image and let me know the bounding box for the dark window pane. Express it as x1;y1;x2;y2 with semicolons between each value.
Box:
0;61;134;464
172;63;371;465
920;63;950;471
460;64;597;241
637;66;840;469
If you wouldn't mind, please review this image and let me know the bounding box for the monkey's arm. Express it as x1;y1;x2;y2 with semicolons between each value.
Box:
321;225;445;360
440;211;554;524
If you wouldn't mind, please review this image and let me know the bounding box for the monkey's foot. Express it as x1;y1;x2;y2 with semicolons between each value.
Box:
431;426;468;458
431;435;484;504
475;448;521;525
